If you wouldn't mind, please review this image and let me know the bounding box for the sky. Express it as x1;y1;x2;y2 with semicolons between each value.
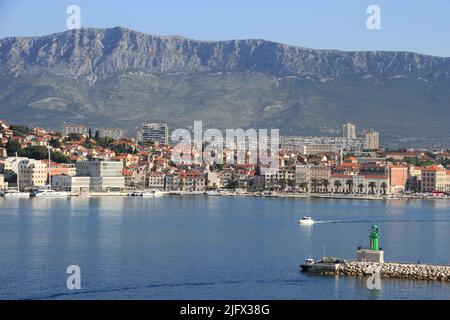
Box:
0;0;449;57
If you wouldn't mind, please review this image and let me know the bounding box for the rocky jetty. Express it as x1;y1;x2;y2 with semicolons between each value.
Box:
336;261;450;281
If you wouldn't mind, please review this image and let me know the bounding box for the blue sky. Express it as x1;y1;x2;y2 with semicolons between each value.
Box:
0;0;449;56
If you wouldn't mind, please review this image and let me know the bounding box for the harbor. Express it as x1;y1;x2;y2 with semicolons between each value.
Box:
1;194;450;299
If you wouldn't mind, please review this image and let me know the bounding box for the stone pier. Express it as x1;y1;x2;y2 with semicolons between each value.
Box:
336;261;450;281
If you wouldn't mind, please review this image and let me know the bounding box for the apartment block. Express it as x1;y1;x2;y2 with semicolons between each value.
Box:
137;123;169;145
18;159;48;189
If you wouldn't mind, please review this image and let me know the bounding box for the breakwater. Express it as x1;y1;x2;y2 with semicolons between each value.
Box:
335;261;450;281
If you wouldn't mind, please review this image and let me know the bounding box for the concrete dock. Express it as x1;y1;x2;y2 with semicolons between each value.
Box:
301;261;450;282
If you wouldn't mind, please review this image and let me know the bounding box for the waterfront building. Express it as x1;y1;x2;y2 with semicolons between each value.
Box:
18;159;48;189
75;160;125;192
295;164;331;192
207;171;222;189
137;123;169;145
48;163;76;178
51;176;90;193
147;172;165;189
343;122;357;139
329;174;389;194
178;171;207;192
421;165;448;192
389;164;409;193
406;166;422;191
164;174;180;191
76;160;123;178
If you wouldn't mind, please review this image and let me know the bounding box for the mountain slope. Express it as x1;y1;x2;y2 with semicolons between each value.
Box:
1;27;449;147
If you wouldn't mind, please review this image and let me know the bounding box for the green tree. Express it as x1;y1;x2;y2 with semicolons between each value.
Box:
299;182;308;192
82;141;94;149
311;178;320;192
334;180;342;193
322;179;330;192
380;182;388;194
358;183;364;193
226;180;239;190
23;146;48;160
51;151;70;164
10;125;31;137
67;133;82;141
279;178;287;191
49;138;62;148
96;136;115;148
368;182;377;194
3;169;17;184
6;139;22;156
345;179;354;193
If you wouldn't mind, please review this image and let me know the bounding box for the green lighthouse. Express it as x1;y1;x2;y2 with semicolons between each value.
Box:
370;225;380;251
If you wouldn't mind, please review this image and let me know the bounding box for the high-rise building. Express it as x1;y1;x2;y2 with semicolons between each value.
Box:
63;124;89;136
99;128;125;140
137;123;169;144
343;122;357;139
364;130;380;150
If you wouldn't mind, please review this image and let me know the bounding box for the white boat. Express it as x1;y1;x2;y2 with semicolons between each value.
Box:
31;189;68;198
152;190;166;197
299;216;315;225
2;190;30;198
205;190;222;196
130;190;166;197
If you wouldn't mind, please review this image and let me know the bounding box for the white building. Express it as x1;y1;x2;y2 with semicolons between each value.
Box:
100;128;125;140
147;172;166;189
63;124;89;136
18;159;48;189
343;122;357;139
74;160;125;192
364;130;380;150
52;176;90;193
137;123;169;145
0;174;7;189
0;156;29;174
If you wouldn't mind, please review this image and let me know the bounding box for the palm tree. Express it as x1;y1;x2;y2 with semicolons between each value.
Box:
358;183;364;194
322;179;330;193
299;182;308;192
311;178;319;192
333;180;342;193
380;182;388;194
279;178;287;191
345;179;354;194
368;181;377;194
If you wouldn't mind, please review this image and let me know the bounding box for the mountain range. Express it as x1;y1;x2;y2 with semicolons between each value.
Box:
1;27;450;147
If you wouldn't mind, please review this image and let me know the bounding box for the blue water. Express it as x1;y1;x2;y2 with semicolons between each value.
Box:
0;196;450;300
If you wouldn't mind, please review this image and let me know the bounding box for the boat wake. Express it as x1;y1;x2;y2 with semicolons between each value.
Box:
313;219;450;225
